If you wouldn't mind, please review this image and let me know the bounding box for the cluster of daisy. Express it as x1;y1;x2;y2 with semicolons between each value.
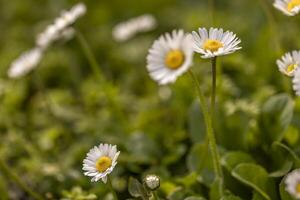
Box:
274;0;300;16
146;27;241;85
276;51;300;96
112;14;157;42
7;3;86;79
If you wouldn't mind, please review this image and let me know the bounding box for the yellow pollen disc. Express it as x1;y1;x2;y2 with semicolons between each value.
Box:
296;182;300;194
96;156;112;173
165;50;185;70
287;63;298;73
287;0;300;12
203;39;223;52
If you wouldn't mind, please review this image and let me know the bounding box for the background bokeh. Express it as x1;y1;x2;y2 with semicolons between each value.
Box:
1;0;300;199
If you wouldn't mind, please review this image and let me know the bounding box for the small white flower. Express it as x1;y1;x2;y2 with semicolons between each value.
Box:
192;27;241;59
274;0;300;16
36;3;86;49
112;14;157;42
285;169;300;198
83;143;120;183
277;51;300;76
8;48;43;78
146;30;194;85
293;69;300;96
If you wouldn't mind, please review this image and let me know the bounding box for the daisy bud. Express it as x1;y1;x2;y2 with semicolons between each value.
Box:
143;174;160;191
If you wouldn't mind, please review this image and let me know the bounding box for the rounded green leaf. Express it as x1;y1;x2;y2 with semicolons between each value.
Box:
221;151;255;171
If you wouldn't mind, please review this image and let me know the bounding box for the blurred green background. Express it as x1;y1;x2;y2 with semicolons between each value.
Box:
1;0;300;199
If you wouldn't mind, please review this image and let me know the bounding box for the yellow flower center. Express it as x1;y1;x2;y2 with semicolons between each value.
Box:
165;50;185;70
203;39;223;52
95;156;112;172
287;0;300;12
287;63;298;73
296;182;300;194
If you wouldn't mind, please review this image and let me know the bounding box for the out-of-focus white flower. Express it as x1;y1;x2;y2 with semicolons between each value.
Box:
274;0;300;16
8;48;43;78
112;14;157;42
277;51;300;77
293;68;300;96
192;27;241;59
36;3;86;49
146;30;194;85
83;143;120;183
285;169;300;198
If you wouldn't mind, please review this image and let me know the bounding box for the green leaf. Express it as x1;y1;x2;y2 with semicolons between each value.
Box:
128;177;149;200
209;179;223;200
221;194;243;200
184;197;206;200
279;176;297;200
187;142;214;186
231;163;277;200
221;151;255;171
188;101;206;143
269;161;293;177
258;94;294;144
272;142;300;167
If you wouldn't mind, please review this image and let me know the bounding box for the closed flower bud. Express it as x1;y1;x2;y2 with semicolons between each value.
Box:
143;174;160;191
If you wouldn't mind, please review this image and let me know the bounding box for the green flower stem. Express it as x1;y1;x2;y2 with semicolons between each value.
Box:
107;176;119;200
75;30;128;129
211;57;217;120
258;0;282;55
152;191;160;200
0;159;44;200
75;30;103;82
188;70;223;190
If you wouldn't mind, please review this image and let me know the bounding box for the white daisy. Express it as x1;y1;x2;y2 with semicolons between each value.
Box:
293;68;300;96
192;27;241;59
274;0;300;16
112;14;157;42
83;143;120;183
36;3;86;49
285;169;300;198
146;30;194;85
277;51;300;76
8;48;43;78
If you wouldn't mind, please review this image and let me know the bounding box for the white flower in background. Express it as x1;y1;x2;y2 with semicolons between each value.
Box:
112;14;157;42
146;29;194;85
36;3;86;49
83;143;120;183
274;0;300;16
192;27;241;59
8;48;43;78
285;169;300;198
277;51;300;76
293;69;300;96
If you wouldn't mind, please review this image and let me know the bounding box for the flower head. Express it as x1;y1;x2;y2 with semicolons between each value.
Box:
112;14;157;42
83;143;120;183
277;51;300;76
36;3;86;49
192;27;241;59
285;169;300;198
274;0;300;16
8;48;43;78
146;29;194;85
143;174;160;191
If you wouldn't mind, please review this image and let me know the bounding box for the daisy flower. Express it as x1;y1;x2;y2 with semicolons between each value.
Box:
83;143;120;183
112;14;157;42
146;29;194;85
285;169;300;198
36;3;86;49
8;48;43;78
276;51;300;76
293;68;300;96
192;27;241;59
274;0;300;16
